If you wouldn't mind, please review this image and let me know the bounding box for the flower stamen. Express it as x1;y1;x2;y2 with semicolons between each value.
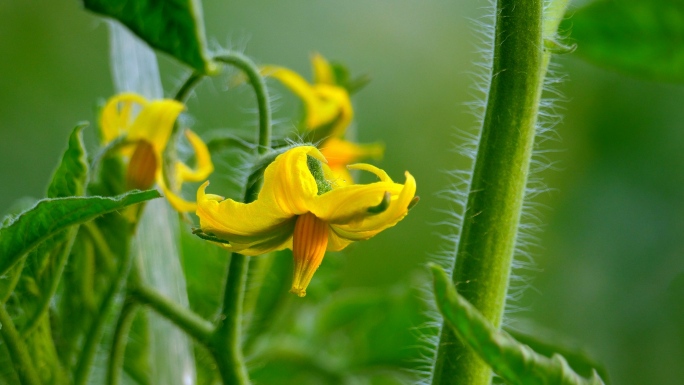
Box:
291;212;329;297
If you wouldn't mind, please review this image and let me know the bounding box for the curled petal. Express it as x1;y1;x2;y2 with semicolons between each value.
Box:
157;171;197;213
175;129;214;188
100;93;148;144
329;171;417;241
347;162;392;183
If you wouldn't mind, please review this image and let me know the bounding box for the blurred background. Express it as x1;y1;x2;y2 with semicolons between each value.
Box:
1;1;683;384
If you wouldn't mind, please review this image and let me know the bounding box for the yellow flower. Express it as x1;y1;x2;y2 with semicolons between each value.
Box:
263;53;384;184
196;146;417;297
100;93;214;212
262;53;352;137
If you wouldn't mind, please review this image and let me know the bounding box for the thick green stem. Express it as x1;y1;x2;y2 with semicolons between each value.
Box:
106;301;139;385
0;305;41;385
208;52;272;385
432;1;544;384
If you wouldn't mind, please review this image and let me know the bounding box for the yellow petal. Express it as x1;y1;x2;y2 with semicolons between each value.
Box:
258;146;324;215
100;93;148;144
196;181;295;256
311;53;335;85
175;129;214;186
262;66;343;131
157;171;197;213
126;99;185;158
321;138;384;172
329;171;417;241
195;146;323;252
310;180;403;224
314;85;353;138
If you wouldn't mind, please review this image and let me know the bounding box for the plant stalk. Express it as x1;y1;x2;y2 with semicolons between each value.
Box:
432;0;544;384
209;52;272;385
131;284;215;344
0;305;41;385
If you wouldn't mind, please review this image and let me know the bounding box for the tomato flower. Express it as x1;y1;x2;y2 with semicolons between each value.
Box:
196;146;417;297
100;93;213;212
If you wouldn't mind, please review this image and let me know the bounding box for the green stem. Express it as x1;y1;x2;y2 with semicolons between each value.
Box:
106;300;139;385
174;72;205;103
22;227;79;337
215;53;272;154
432;1;544;384
130;284;214;345
208;52;272;385
0;305;41;385
73;242;135;385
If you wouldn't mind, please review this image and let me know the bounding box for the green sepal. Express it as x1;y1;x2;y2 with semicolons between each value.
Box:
430;264;606;385
0;190;160;276
330;61;371;95
82;0;217;75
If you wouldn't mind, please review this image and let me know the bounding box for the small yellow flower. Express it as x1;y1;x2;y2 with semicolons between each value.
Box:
263;53;384;184
100;93;214;212
196;146;417;297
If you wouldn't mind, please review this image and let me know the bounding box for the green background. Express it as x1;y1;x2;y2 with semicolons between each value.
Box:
1;1;683;384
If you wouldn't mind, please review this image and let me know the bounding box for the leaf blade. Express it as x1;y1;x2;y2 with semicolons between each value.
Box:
430;264;605;385
564;0;684;82
83;0;216;74
0;190;160;276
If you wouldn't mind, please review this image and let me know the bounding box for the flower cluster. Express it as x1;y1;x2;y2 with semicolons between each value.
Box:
100;55;416;297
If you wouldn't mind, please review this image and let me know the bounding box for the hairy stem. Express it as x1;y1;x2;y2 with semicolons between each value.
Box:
432;0;544;384
0;305;41;385
209;52;272;385
215;53;272;154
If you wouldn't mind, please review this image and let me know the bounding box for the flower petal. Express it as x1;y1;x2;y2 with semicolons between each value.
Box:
327;171;417;241
157;171;197;213
262;66;341;130
258;146;324;215
100;93;148;144
311;53;335;85
126;99;185;158
175;129;214;186
196;181;296;256
321;138;384;172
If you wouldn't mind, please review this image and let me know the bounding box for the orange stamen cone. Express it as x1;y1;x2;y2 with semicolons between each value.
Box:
291;213;329;297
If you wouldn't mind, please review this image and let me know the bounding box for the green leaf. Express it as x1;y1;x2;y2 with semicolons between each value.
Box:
430;264;605;385
8;124;91;334
47;123;89;199
83;0;217;74
0;190;160;276
564;0;684;82
505;322;609;383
